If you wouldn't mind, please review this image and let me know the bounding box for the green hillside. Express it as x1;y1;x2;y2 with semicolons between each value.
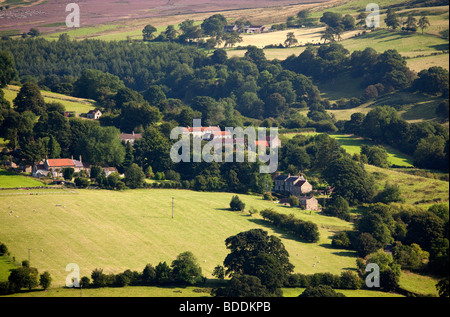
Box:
0;188;355;288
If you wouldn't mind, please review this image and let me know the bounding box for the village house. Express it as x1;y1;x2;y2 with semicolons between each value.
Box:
273;173;313;195
86;110;102;120
32;156;89;178
244;25;270;33
120;132;143;145
182;126;221;140
223;24;270;34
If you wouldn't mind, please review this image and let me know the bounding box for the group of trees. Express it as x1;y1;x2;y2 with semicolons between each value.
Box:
320;11;356;43
283;44;417;93
82;251;204;289
0;242;52;295
142;14;244;49
385;9;432;34
344;106;449;171
212;229;294;297
332;203;449;277
260;208;320;243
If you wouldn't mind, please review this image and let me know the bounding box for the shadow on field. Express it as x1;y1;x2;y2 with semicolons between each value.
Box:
246;218;316;244
319;244;355;258
429;43;449;51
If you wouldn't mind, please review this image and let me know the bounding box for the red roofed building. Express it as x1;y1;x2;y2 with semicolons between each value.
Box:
120;132;143;145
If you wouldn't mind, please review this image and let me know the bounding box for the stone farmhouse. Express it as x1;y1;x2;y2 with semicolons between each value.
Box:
273;173;313;196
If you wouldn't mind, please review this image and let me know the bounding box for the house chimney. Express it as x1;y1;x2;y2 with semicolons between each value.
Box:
132;131;135;136
79;155;82;163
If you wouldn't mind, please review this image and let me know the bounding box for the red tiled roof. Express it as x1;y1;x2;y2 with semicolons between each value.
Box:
46;159;75;167
254;140;269;147
120;134;142;140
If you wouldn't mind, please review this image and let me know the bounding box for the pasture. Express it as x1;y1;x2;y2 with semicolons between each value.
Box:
330;134;414;167
365;164;449;205
3;85;96;115
0;168;45;188
0;188;356;288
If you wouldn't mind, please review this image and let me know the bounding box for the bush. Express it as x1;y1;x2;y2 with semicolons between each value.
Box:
0;242;8;255
323;195;351;221
299;285;345;297
331;232;352;249
288;195;299;207
230;195;245;211
74;177;90;188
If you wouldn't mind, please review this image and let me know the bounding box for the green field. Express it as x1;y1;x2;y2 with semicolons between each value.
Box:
3;85;97;115
0;256;16;282
1;284;404;297
0;168;46;188
330;134;414;167
0;188;357;288
365;164;449;205
281;132;414;167
398;271;440;296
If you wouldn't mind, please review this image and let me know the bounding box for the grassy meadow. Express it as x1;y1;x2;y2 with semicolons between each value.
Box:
3;85;97;115
365;164;449;205
330;134;414;167
0;188;357;288
0;168;46;188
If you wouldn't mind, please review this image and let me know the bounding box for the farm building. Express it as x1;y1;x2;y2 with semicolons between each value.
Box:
86;110;102;120
223;24;270;34
273;173;313;195
298;196;319;211
278;196;319;211
244;25;270;33
120;132;143;145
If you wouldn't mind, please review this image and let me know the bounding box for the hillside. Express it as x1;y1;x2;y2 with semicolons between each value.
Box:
0;188;356;287
0;0;330;34
3;85;96;115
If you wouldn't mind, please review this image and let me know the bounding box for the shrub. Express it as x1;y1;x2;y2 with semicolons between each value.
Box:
229;195;245;211
332;232;352;249
0;242;8;255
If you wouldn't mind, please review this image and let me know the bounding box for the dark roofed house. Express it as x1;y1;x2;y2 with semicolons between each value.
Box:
274;173;313;195
86;110;102;120
120;132;143;145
